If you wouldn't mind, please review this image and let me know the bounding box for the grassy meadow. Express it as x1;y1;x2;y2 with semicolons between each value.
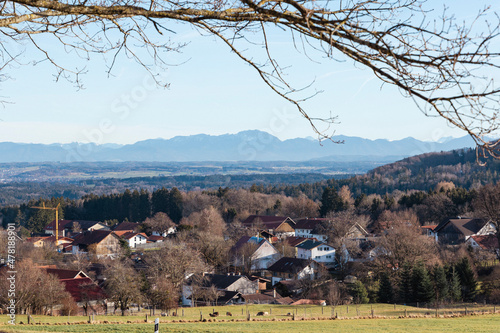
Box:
1;304;499;333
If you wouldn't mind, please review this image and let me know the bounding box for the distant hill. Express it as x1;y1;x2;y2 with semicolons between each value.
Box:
0;130;485;163
340;148;500;195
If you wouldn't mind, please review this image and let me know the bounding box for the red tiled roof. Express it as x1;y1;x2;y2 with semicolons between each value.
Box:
285;236;310;247
147;235;165;242
470;235;499;250
421;225;438;230
45;268;87;280
120;232;147;240
61;277;107;302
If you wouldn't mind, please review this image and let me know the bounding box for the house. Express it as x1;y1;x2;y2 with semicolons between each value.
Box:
112;221;140;232
115;231;148;248
43;220;74;237
71;230;121;258
296;239;336;267
433;217;497;244
44;220;109;237
294;218;330;241
247;275;270;291
147;235;166;243
285;236;311;249
27;236;73;250
182;273;258;306
266;257;323;286
295;218;369;242
231;236;281;271
151;226;177;237
43;268;107;311
241;215;296;238
242;289;294;305
421;225;438;238
466;235;499;257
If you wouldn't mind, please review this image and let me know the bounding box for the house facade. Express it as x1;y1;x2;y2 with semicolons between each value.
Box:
265;257;321;286
434;217;496;244
296;239;336;266
182;273;258;306
294;218;329;241
71;230;121;258
118;232;148;248
44;220;109;237
232;236;281;271
241;215;296;238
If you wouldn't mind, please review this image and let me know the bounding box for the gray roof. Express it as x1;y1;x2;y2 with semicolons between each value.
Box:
434;217;487;236
295;239;324;250
267;257;314;274
187;274;249;289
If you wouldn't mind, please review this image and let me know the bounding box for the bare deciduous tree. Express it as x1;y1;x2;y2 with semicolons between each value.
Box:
473;183;500;248
1;1;500;155
375;219;439;272
103;259;142;316
145;240;210;288
144;212;175;236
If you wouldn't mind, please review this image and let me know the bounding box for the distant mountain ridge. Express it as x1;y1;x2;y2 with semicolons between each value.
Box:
0;130;483;163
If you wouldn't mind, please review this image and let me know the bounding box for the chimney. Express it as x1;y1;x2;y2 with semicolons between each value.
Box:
273;288;276;298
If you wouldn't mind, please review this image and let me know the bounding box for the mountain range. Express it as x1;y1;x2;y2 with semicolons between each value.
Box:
0;130;483;163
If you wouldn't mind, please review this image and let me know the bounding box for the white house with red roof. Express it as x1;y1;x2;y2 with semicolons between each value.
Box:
119;231;148;248
466;235;499;255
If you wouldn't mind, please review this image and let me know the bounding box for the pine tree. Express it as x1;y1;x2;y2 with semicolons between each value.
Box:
378;272;394;304
432;265;449;303
167;187;183;224
319;187;347;217
350;280;369;304
399;263;413;304
456;257;477;302
412;262;434;304
152;187;170;214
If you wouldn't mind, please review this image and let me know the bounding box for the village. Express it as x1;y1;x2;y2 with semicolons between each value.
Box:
1;207;497;317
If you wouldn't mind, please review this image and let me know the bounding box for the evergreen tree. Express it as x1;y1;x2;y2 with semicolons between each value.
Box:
378;272;394;304
399;262;413;304
350;280;369;304
411;262;434;303
448;266;462;302
432;265;449;303
167;187;183;224
456;257;477;302
319;187;347;217
152;188;170;214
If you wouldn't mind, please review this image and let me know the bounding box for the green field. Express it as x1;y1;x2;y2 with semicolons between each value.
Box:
1;304;499;333
1;315;500;333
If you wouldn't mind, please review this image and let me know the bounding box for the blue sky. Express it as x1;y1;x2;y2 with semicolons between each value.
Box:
0;1;498;144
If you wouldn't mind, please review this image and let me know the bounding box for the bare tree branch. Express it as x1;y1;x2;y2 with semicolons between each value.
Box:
1;0;500;154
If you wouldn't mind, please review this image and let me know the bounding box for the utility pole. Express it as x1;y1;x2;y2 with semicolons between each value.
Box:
33;203;61;246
